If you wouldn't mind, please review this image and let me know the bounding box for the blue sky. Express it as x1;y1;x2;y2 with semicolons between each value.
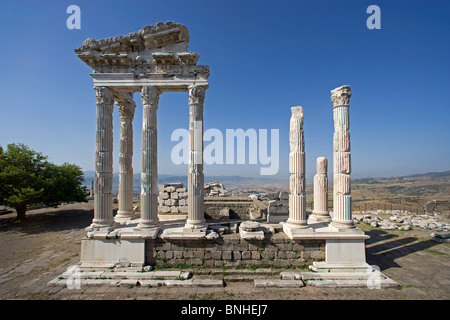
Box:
0;0;449;181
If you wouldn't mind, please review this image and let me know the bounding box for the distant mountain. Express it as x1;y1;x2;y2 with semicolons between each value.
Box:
82;171;286;193
354;170;450;184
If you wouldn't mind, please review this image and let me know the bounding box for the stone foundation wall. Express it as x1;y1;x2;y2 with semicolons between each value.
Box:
145;233;325;268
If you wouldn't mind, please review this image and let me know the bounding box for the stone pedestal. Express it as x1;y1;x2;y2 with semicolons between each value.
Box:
330;85;355;230
90;86;115;230
284;106;311;236
239;221;265;240
185;85;207;231
309;157;331;223
80;238;145;269
136;86;160;232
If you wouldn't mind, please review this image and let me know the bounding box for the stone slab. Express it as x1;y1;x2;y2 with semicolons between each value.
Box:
254;279;304;288
80;238;145;268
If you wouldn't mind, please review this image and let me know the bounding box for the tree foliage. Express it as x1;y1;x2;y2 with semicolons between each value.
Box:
0;143;87;221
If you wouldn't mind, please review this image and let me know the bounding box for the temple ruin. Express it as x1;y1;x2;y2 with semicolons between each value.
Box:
67;22;397;288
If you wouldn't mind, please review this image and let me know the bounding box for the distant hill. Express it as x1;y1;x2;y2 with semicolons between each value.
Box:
353;170;450;184
82;171;286;193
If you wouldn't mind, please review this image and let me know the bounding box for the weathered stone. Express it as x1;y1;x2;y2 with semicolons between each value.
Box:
240;221;261;231
159;192;169;200
159;206;171;213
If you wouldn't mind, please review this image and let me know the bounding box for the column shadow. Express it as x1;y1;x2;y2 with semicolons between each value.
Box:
364;229;440;271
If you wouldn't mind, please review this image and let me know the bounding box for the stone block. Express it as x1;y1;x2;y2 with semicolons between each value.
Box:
233;251;242;260
166;183;184;189
171;206;179;213
211;251;222;260
290;258;306;267
159;192;170;200
251;251;261;260
269;200;282;207
173;251;183;259
171;192;179;199
193;251;204;259
178;192;188;199
159;206;171;213
176;188;187;193
186;259;203;266
278;243;293;251
179;206;188;213
233;243;248;251
178;199;186;206
222;251;232;260
155;242;171;251
164;186;176;193
279;191;289;200
261;251;275;259
274;259;290;267
80;238;145;268
241;251;251;260
164;199;177;206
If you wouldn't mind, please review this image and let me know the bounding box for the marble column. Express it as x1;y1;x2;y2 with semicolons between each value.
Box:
185;85;206;229
286;106;308;229
310;157;331;222
330;85;355;229
137;86;160;230
91;86;114;229
115;99;136;222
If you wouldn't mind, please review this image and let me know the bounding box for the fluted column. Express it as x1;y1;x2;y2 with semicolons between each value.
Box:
286;106;308;229
115;99;136;222
185;85;206;229
331;85;355;229
137;86;160;229
92;86;114;229
310;157;331;222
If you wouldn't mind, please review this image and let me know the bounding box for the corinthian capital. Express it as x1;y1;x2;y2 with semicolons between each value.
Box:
141;86;160;107
331;85;351;107
95;86;114;105
189;85;206;105
117;103;136;120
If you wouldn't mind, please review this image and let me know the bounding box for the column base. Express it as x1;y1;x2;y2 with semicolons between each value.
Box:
114;211;140;224
330;219;356;230
309;212;332;223
185;219;207;229
135;218;160;231
282;221;312;239
133;223;160;239
86;219;115;232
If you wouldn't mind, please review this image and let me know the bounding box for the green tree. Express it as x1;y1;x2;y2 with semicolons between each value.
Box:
0;143;87;221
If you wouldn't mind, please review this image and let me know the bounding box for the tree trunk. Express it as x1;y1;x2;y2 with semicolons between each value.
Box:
15;204;27;221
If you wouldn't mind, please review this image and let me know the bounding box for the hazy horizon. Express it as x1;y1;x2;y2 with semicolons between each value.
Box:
1;1;449;181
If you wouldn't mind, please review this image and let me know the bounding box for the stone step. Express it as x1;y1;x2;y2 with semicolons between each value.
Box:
300;271;376;281
310;262;373;273
48;277;224;288
306;278;398;288
57;270;192;280
254;279;304;288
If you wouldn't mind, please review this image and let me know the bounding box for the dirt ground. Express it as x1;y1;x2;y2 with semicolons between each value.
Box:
0;200;449;301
